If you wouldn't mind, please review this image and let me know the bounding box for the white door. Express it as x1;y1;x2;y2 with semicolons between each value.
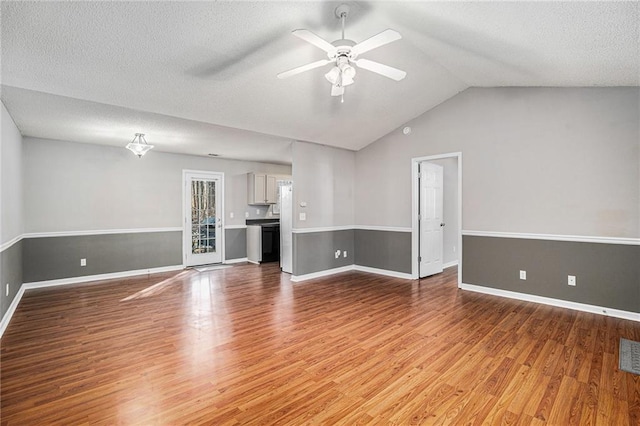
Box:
184;171;223;266
419;162;444;277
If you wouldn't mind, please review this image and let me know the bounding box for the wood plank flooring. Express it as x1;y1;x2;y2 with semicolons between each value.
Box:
2;263;639;425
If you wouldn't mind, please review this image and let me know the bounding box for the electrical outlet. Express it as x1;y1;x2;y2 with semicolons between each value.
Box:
519;270;526;280
256;209;261;215
343;250;347;258
81;258;87;267
568;275;576;286
335;250;341;259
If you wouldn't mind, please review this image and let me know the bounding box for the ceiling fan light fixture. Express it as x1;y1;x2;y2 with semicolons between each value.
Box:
340;64;356;83
126;133;154;158
325;66;340;85
278;4;405;99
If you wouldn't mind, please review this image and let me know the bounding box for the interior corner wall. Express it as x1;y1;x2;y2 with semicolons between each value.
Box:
291;141;355;276
355;87;639;312
1;102;24;320
21;137;291;282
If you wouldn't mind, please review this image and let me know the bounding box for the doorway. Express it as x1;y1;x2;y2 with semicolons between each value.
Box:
411;153;462;284
183;170;224;266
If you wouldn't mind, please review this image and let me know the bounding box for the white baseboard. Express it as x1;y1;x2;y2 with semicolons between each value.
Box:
353;265;413;280
291;264;414;282
23;265;184;289
224;257;248;264
459;283;640;322
291;265;354;282
0;286;26;339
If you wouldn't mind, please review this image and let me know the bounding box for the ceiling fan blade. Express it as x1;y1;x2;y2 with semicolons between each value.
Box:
352;29;402;56
331;85;344;97
277;59;332;79
354;59;407;81
292;29;336;53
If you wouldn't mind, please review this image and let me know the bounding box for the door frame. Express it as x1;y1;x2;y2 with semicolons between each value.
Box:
411;152;462;286
182;169;225;267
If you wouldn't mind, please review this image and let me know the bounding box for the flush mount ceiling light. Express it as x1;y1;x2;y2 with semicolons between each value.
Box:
125;133;154;158
277;4;406;103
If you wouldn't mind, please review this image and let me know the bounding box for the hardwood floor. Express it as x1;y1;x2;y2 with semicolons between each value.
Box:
2;263;639;425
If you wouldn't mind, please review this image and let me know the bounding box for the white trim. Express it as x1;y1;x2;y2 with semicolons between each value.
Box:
291;265;354;282
353;265;413;280
443;260;459;269
224;225;248;230
353;225;412;233
224;257;248;264
291;226;414;234
23;265;184;288
23;227;183;239
0;286;26;339
291;264;415;282
411;153;463;286
0;234;23;253
462;230;640;246
459;283;640;322
292;226;354;234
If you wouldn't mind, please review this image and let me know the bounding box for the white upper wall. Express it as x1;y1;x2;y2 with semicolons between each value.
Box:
356;87;639;238
1;102;23;244
23;137;291;233
292;141;355;229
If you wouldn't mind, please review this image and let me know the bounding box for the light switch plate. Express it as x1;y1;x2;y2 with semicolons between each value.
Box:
299;212;306;221
229;212;234;219
519;270;526;280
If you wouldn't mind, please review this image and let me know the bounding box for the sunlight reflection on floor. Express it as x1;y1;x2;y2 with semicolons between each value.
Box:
120;270;193;301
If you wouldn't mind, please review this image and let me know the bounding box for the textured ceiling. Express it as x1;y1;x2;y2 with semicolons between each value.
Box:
1;1;638;164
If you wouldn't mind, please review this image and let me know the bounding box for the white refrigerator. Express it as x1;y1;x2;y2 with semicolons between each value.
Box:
279;181;293;273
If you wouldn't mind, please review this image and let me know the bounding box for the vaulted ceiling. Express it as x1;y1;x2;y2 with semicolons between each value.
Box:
1;1;638;164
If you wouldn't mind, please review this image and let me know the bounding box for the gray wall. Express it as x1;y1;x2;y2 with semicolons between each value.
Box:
463;236;640;313
356;88;639;237
292;230;354;276
1;102;23;242
23;137;291;232
22;231;181;283
1;101;23;320
291;141;356;276
355;230;412;274
292;141;355;229
17;138;289;283
355;87;639;310
1;241;22;317
225;228;247;260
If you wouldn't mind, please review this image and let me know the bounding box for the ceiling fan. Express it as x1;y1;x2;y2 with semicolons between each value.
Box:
277;4;406;102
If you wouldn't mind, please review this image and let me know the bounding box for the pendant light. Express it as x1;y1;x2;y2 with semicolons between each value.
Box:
125;133;154;158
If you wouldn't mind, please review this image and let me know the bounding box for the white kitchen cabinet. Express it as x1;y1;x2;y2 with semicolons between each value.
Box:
247;173;277;205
